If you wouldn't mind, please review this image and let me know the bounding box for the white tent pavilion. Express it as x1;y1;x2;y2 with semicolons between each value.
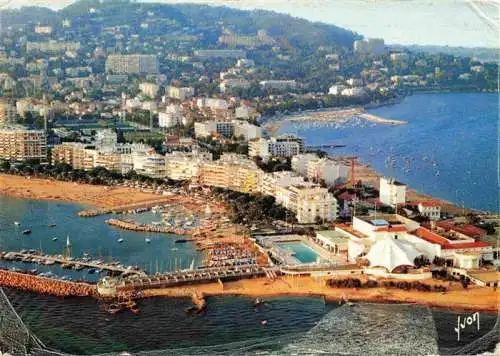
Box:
365;238;422;272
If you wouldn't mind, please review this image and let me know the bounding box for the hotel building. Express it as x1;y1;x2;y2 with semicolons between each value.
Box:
0;127;47;161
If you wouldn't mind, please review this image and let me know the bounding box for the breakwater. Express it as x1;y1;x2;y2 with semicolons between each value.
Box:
78;201;170;217
105;218;194;235
0;269;95;297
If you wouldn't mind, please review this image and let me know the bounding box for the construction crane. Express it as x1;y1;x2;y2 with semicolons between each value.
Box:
346;156;358;189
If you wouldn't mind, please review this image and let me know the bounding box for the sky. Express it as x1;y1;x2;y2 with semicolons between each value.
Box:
7;0;500;48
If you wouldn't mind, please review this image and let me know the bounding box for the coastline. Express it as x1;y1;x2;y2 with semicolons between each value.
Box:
139;276;500;314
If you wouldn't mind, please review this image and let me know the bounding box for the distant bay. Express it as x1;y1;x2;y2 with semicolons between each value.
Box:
278;92;498;212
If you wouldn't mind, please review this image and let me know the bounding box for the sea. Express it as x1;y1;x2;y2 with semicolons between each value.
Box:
0;92;498;355
277;92;499;213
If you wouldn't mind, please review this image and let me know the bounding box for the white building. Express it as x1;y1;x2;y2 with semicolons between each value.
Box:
95;129;118;148
196;98;229;111
194;49;247;59
236;59;255;68
220;78;251;93
105;55;159;74
34;25;53;34
165;151;212;181
291;153;319;176
306;158;349;186
159;104;183;128
417;201;441;220
249;135;304;160
260;171;306;196
131;151;166;178
276;184;338;224
340;87;365;97
165;86;195;100
194;120;261;140
379;177;406;207
328;85;345;95
235;104;258;120
233;120;262;141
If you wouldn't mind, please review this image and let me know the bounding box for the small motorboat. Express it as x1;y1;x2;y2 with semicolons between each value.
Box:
105;304;123;315
48;223;56;227
145;238;151;243
52;237;58;241
175;239;188;243
261;320;268;325
22;229;32;235
254;298;266;307
14;221;20;226
118;238;124;243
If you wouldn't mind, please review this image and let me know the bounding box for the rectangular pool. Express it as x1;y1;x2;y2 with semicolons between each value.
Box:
277;241;321;264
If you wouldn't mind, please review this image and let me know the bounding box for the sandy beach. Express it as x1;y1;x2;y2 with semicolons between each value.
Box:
0;174;174;209
142;275;500;313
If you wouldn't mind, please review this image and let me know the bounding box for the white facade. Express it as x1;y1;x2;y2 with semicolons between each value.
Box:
194;120;261;140
165;86;195;100
306;158;349;186
235;105;257;120
249;136;304;160
220;78;251;93
340;87;365;97
260;171;305;196
291;153;319;176
159;104;183;128
95;129;118;148
277;185;338;224
417;202;441;220
165;151;211;181
196;98;229;111
105;55;159;74
379;177;407;207
132;151;166;178
233;120;262;141
328;85;345;95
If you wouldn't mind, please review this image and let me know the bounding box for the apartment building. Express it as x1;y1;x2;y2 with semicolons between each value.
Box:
260;171;306;196
164;86;195;100
249;135;304;160
0;100;17;127
159;104;183;128
194;49;247;59
259;80;297;91
198;154;260;193
26;41;81;53
105;55;159;74
194;120;261;140
306;158;349;186
379;177;407;207
276;184;338;224
220;78;251;93
51;142;96;170
0;127;47;161
417;201;441;220
165;151;212;181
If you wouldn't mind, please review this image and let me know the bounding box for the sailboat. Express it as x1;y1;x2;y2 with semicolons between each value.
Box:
66;235;71;248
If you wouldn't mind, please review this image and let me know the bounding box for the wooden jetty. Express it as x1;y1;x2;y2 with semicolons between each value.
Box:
0;251;143;276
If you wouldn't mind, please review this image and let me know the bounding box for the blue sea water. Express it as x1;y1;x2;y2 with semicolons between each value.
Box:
278;92;498;212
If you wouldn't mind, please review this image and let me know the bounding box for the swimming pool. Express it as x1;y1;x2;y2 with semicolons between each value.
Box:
277;242;321;264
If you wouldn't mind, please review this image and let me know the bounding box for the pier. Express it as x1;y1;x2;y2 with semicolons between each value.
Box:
97;265;270;297
0;251;144;276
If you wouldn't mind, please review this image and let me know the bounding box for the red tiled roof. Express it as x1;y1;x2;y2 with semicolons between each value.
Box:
442;241;491;250
375;225;408;232
414;227;449;246
418;200;441;207
436;221;487;238
414;227;491;250
335;224;368;239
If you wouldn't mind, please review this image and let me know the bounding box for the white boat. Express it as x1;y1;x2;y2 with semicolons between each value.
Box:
52;237;58;241
14;221;20;226
118;238;124;243
145;238;151;243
